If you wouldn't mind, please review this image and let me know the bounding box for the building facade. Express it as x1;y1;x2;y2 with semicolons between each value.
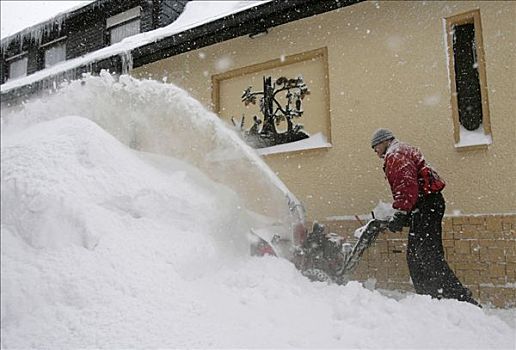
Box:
1;0;515;307
1;0;187;87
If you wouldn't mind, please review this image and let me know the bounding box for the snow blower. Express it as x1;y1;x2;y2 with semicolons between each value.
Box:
251;217;389;285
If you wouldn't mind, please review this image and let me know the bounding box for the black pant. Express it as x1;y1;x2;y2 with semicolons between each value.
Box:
407;192;477;304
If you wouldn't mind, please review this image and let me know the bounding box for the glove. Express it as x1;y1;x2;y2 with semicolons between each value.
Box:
388;211;410;233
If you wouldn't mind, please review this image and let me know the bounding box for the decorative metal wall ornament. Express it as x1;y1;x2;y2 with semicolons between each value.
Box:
231;75;311;149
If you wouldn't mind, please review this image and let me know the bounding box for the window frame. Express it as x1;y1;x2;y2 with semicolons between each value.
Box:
107;6;141;45
211;47;332;156
445;9;492;150
6;53;28;81
109;18;141;44
41;37;67;68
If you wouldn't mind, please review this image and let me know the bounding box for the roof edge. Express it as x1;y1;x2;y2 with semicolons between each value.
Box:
1;0;99;47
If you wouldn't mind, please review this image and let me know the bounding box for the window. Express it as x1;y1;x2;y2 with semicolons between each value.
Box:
44;42;66;68
7;56;28;80
212;48;332;156
445;10;491;149
107;7;141;44
110;19;141;44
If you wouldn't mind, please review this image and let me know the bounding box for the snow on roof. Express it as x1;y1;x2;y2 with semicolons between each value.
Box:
1;1;271;93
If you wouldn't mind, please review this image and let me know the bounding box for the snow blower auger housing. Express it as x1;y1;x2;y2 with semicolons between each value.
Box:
293;219;389;284
250;219;388;284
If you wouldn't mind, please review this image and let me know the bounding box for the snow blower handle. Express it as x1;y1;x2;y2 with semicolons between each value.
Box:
370;211;391;232
336;218;390;278
377;219;390;231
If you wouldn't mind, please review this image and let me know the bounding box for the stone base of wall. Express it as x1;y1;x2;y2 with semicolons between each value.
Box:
315;214;516;308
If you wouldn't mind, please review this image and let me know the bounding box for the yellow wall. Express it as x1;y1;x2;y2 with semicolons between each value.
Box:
319;214;516;308
132;1;516;220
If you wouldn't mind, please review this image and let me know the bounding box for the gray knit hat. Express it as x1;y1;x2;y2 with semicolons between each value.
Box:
371;128;395;148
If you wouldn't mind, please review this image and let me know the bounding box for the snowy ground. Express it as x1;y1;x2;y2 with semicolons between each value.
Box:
1;74;515;349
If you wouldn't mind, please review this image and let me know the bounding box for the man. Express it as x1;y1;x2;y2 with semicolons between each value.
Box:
371;128;480;307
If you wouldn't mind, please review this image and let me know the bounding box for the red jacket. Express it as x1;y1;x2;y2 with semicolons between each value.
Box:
383;140;445;212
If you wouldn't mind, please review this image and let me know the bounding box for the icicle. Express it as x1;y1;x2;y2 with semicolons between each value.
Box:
2;13;68;53
1;2;80;54
120;51;133;75
86;62;94;76
65;67;78;84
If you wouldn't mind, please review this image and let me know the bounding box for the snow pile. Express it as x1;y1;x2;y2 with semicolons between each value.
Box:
1;73;297;239
1;75;514;349
1;115;253;347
